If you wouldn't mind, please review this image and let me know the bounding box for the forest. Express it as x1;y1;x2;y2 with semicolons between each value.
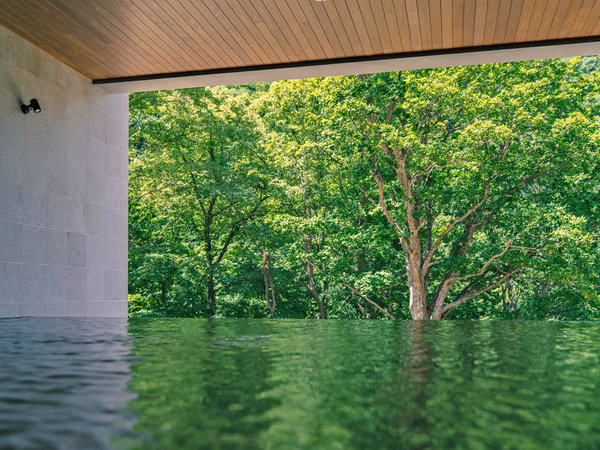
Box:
128;57;600;320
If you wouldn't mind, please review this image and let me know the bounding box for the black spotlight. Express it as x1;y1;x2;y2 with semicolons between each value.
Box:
21;98;41;114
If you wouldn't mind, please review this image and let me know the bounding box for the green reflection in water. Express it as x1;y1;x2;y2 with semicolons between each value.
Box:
126;319;600;449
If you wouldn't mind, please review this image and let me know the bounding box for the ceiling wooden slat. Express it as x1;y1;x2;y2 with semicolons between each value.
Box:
329;0;365;55
417;0;433;50
51;0;170;75
211;0;275;65
440;0;454;48
484;0;501;44
269;0;320;60
238;0;292;63
381;0;404;52
536;0;560;40
570;0;595;37
547;0;572;40
358;0;384;54
98;0;189;72
473;0;489;45
405;0;424;51
370;0;393;53
345;0;375;54
147;0;215;68
429;0;443;49
504;0;524;42
321;0;356;55
515;0;537;41
309;0;347;57
581;0;600;34
3;0;124;77
394;0;415;51
259;0;307;60
463;0;477;47
525;0;547;40
294;0;337;59
554;0;581;38
1;0;599;83
170;0;235;67
493;0;512;43
285;0;329;59
453;0;464;47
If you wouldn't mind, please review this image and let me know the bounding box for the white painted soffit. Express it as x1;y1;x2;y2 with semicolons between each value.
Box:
94;40;600;94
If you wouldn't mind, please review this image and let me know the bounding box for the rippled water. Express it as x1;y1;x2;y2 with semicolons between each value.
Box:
1;319;600;449
0;319;136;449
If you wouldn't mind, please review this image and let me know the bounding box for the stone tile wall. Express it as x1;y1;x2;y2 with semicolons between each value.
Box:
0;25;128;317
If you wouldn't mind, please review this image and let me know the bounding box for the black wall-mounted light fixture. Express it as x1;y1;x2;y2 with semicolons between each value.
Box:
21;98;41;114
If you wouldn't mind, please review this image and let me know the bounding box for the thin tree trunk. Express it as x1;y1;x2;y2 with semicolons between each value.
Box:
304;232;327;319
206;261;216;316
262;251;276;315
507;278;517;312
204;203;216;316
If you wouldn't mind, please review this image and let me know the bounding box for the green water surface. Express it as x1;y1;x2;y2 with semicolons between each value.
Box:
125;319;600;449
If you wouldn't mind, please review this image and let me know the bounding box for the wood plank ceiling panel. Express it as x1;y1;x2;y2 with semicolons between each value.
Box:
346;0;376;54
370;0;394;53
583;0;600;34
417;0;433;50
405;0;424;50
473;0;489;45
504;0;525;42
1;0;599;82
429;0;443;49
249;0;303;61
453;0;465;47
332;0;367;55
440;0;454;48
565;1;592;35
382;0;404;52
463;0;477;47
549;0;576;39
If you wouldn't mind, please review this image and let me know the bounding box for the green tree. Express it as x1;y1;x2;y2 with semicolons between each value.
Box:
129;87;267;316
321;60;599;319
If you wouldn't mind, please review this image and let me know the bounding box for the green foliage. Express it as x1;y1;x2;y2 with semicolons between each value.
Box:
129;57;600;320
214;294;270;319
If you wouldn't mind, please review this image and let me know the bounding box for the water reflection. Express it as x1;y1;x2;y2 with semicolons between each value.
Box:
1;319;599;449
127;320;600;449
0;318;136;449
126;319;279;449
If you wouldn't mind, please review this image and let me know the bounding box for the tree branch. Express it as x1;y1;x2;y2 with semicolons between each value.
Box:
233;206;312;292
306;259;395;319
440;268;521;315
423;176;499;271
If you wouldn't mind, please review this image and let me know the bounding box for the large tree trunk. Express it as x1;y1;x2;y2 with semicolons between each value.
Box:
406;256;429;320
405;246;429;321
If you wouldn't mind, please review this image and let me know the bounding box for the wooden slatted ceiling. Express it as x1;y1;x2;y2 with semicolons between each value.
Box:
1;0;600;81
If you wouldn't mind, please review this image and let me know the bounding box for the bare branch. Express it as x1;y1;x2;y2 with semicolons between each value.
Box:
500;158;572;200
422;176;499;271
447;235;519;283
372;168;403;233
440;268;521;315
233;206;312;292
216;196;267;264
129;91;149;104
306;259;395;320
